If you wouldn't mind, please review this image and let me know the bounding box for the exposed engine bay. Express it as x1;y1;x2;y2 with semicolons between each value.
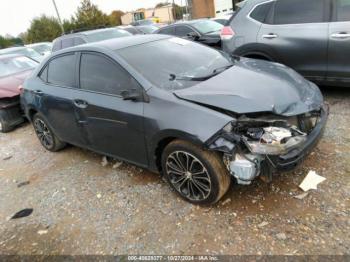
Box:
208;111;322;185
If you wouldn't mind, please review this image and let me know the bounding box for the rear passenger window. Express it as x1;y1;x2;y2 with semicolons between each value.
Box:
47;54;76;87
52;40;61;52
337;0;350;21
250;2;273;23
74;37;85;46
80;53;140;96
61;38;74;49
158;27;175;35
274;0;325;24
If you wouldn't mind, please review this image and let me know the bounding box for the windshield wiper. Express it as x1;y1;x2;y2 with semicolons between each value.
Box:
170;64;233;82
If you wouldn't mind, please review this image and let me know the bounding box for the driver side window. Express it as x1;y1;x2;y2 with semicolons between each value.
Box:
175;26;196;37
79;53;141;96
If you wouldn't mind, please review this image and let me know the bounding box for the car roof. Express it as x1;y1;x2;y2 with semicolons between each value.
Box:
174;19;211;25
26;42;51;47
0;53;24;60
0;46;27;54
56;27;125;40
61;34;171;53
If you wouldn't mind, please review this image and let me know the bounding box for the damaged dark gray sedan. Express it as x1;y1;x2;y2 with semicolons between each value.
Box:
21;35;328;205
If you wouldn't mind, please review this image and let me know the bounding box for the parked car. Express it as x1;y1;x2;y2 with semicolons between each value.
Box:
0;54;38;132
52;28;132;52
26;42;52;56
21;35;328;205
221;0;350;87
211;17;229;25
117;25;158;35
0;47;44;62
117;25;143;35
131;19;155;26
155;20;223;48
135;25;159;34
212;13;234;25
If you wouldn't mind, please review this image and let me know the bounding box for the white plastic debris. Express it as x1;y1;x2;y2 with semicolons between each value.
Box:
221;198;231;206
101;156;108;167
299;171;326;192
37;230;48;235
258;221;269;228
112;161;123;169
293;192;309;200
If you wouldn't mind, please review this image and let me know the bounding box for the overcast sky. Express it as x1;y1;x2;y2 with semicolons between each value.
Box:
0;0;184;36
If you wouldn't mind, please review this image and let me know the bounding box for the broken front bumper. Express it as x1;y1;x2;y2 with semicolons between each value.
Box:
267;104;329;171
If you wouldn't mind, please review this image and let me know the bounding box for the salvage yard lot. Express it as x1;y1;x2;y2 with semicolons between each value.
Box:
0;87;349;255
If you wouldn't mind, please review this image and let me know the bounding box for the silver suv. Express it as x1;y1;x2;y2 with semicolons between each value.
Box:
221;0;350;87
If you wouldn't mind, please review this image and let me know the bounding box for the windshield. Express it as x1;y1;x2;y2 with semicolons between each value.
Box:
192;20;223;34
0;56;38;78
139;20;154;25
30;44;52;54
86;29;132;42
137;25;158;34
2;48;42;60
117;37;234;90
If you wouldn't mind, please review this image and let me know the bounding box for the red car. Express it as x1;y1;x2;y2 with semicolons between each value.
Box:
0;54;38;132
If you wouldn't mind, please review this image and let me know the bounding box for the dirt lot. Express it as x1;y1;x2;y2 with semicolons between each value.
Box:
0;87;349;255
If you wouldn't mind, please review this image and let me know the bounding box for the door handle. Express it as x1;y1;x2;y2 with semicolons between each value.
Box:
73;99;88;109
331;32;350;39
262;34;278;39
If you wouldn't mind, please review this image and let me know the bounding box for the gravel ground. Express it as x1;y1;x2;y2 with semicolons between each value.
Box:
0;87;349;255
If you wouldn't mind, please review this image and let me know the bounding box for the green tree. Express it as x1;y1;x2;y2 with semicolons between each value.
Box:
63;19;77;34
109;10;124;26
0;35;24;48
26;15;62;43
155;2;168;8
72;0;110;30
0;36;11;49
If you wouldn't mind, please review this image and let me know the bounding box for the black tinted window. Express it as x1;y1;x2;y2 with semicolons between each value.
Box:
337;0;350;21
117;38;233;90
80;53;140;96
52;40;61;52
123;27;141;34
274;0;325;24
250;2;273;23
74;37;85;45
48;54;76;87
175;26;194;37
158;26;175;35
61;38;74;49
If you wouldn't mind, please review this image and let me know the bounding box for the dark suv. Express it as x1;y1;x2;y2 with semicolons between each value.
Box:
221;0;350;86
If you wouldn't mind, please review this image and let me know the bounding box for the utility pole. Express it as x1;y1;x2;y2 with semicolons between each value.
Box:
172;0;176;21
52;0;65;34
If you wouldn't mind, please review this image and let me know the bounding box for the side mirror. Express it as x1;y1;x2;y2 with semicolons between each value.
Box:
121;89;142;102
187;32;200;40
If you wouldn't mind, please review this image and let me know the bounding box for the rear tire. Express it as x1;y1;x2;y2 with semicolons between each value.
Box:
161;140;231;205
32;113;66;152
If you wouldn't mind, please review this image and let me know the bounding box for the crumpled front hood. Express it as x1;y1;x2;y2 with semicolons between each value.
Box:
174;58;323;116
0;69;33;98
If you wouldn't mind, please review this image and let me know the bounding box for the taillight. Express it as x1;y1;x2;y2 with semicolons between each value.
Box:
220;26;235;40
18;84;24;94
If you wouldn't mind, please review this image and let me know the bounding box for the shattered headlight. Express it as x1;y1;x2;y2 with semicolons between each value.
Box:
242;126;307;155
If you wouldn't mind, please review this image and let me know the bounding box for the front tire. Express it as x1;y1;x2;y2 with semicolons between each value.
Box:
32;113;66;152
161;140;231;205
